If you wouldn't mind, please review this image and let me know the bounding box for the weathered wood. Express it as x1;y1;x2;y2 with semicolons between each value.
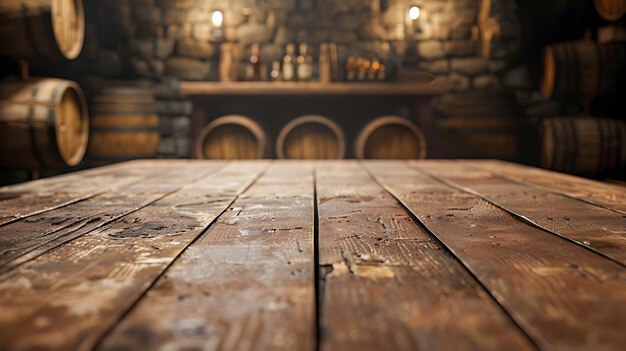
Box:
317;162;533;350
98;162;315;351
412;161;626;265
365;161;626;351
0;161;172;226
0;161;267;351
0;162;225;272
468;160;626;215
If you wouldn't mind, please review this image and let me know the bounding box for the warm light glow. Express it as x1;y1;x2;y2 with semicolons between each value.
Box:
212;10;223;27
408;6;420;21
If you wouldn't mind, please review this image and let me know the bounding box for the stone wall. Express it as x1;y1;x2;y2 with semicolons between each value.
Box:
83;0;519;88
68;0;522;159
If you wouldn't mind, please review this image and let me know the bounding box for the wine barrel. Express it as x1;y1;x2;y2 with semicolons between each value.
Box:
541;116;626;177
196;115;267;160
88;86;160;162
594;0;626;21
355;116;426;159
433;93;521;159
277;116;345;159
0;0;85;62
0;78;88;169
541;41;626;102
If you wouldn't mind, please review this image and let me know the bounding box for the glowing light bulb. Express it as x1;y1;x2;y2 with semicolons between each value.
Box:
408;6;420;21
212;10;223;27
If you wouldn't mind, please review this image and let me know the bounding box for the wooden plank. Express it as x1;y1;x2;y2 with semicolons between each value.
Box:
0;161;267;351
180;80;448;97
317;162;533;351
411;161;626;265
468;160;626;215
97;162;315;351
0;161;226;273
365;160;626;351
0;161;150;226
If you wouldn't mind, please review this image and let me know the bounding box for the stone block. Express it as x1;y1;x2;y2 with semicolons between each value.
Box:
418;41;445;60
177;38;216;59
451;57;489;76
165;58;211;81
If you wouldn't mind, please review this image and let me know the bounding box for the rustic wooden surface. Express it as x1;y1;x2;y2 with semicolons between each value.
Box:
0;160;624;351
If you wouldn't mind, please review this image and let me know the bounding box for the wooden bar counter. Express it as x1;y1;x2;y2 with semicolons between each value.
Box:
0;160;624;351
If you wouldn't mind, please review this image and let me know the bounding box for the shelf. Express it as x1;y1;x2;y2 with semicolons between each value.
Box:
180;80;449;97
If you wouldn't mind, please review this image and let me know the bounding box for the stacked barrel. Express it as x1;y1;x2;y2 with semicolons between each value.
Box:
88;86;160;163
0;0;87;170
432;93;521;160
196;114;427;160
538;1;626;178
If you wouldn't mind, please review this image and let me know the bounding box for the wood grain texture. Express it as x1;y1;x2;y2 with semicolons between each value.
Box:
98;162;315;351
469;160;626;214
412;161;626;265
0;160;170;226
0;162;225;272
0;161;267;351
317;162;533;351
365;161;626;351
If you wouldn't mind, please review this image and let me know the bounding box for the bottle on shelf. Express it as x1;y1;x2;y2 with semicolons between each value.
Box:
319;42;331;83
270;60;282;81
282;43;296;82
297;43;313;82
345;56;357;82
246;43;261;81
357;58;370;81
369;59;380;81
378;62;387;81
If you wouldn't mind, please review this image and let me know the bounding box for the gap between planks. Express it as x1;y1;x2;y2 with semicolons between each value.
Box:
409;161;626;267
362;160;626;351
0;161;230;274
92;163;271;351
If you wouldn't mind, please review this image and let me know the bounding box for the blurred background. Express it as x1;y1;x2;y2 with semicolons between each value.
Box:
1;0;625;185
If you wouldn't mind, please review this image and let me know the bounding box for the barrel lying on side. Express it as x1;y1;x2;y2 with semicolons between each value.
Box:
541;116;626;177
433;93;521;159
541;41;626;102
0;0;85;62
356;116;426;159
0;78;89;169
593;0;626;22
196;115;267;159
88;86;160;163
277;115;345;159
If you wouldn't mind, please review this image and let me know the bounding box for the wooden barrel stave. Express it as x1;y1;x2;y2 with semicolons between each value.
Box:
355;116;426;159
277;116;345;160
541;116;626;177
88;86;160;161
594;0;626;21
196;115;267;160
0;78;89;169
433;93;520;160
0;0;85;62
541;41;626;102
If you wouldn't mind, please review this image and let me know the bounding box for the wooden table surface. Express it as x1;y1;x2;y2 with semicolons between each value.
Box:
0;160;624;351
